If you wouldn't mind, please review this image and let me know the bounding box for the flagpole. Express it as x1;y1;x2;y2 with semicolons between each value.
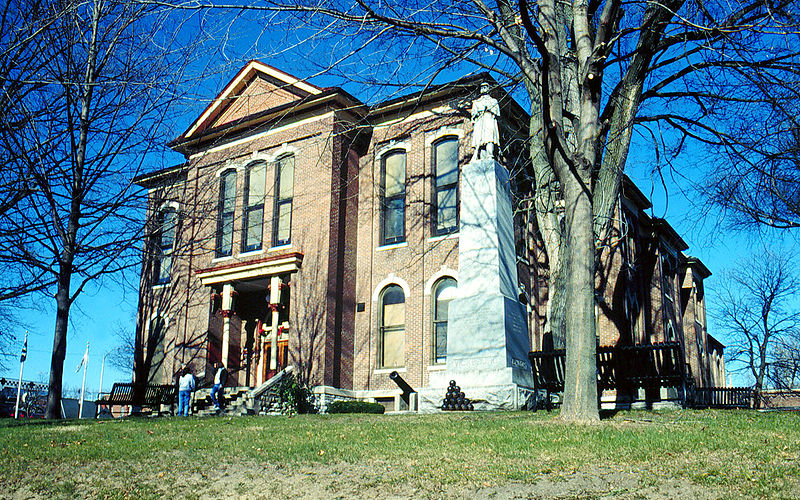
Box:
78;342;89;419
97;352;107;401
14;332;28;419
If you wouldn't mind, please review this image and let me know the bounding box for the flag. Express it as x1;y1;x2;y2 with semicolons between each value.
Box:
20;334;27;363
75;343;89;373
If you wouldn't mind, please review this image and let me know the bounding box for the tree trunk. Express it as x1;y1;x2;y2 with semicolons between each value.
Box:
46;267;72;419
560;178;599;422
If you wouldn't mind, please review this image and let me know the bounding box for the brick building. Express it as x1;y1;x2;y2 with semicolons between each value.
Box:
133;60;725;408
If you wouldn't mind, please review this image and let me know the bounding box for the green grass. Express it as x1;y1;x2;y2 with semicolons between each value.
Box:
0;410;798;498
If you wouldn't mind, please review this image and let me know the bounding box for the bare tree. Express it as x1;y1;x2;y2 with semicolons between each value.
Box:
152;0;800;421
716;250;800;399
0;0;203;418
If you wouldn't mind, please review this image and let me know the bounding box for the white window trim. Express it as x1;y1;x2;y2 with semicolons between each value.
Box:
373;367;406;375
375;141;409;160
424;267;458;296
372;273;411;303
215;163;240;177
427;233;459;243
425;127;464;147
376;241;408;251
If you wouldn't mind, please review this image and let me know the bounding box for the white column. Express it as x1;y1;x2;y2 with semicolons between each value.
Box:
221;283;234;367
269;276;282;372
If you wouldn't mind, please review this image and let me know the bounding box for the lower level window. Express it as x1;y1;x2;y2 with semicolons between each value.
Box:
379;285;405;368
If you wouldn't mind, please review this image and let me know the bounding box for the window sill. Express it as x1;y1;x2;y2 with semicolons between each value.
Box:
239;249;265;257
374;367;406;375
269;243;292;252
212;255;234;263
427;364;446;371
151;282;170;290
428;232;458;242
376;242;408;251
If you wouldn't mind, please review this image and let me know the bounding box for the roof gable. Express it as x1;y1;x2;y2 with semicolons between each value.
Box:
178;60;322;142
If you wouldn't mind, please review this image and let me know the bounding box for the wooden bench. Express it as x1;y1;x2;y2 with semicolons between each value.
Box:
95;383;177;417
529;342;690;410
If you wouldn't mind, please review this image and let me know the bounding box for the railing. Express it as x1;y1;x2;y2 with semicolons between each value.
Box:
692;387;752;409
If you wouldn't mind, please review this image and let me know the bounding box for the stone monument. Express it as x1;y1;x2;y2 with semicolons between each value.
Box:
421;84;534;411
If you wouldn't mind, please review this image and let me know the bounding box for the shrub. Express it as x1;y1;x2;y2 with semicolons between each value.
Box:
327;400;385;414
278;374;316;415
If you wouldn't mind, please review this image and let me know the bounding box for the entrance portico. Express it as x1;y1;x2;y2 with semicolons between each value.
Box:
196;252;303;387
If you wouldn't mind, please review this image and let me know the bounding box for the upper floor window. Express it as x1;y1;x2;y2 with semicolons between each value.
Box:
432;277;457;364
216;169;237;257
273;155;294;247
433;138;459;235
379;284;405;368
154;207;177;285
242;162;266;252
380;150;406;245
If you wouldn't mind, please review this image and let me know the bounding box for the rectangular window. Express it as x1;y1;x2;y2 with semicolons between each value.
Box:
380;151;406;245
242;162;266;252
273;155;294;247
433;138;458;235
216;169;236;257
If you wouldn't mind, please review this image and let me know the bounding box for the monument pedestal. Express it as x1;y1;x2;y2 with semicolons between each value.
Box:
420;158;534;412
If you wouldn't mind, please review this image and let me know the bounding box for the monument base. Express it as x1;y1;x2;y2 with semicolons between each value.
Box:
418;383;536;412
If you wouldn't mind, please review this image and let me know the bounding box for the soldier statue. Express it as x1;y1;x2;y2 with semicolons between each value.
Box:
471;82;500;161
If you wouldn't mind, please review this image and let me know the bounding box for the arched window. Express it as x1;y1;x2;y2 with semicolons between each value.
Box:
242;162;266;252
216;169;236;257
433;137;459;235
379;284;405;368
432;277;457;363
273;155;294;246
380;150;406;245
154;207;177;285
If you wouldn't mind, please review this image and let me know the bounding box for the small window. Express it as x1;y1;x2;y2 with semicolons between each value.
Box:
216;169;236;257
379;285;405;368
273;155;294;247
432;277;457;363
380;150;406;245
154;207;177;285
433;138;459;235
242;162;266;252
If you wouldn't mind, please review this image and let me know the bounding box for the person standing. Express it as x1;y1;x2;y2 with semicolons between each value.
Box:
210;362;227;413
177;367;195;416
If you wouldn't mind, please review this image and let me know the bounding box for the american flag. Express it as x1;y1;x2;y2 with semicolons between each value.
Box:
20;334;27;363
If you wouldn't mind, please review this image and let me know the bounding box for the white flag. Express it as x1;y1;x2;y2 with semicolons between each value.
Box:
75;344;89;373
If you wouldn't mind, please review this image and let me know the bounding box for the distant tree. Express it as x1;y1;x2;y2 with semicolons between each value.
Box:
716;250;800;399
0;0;202;418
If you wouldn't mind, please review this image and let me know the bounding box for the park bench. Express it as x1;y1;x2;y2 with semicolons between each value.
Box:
95;383;177;418
528;341;689;410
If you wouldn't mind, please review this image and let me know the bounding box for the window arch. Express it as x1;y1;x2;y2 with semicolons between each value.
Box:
242;162;266;252
380;150;406;245
153;206;177;285
432;277;457;364
273;154;294;246
379;284;405;368
432;137;459;235
216;168;237;257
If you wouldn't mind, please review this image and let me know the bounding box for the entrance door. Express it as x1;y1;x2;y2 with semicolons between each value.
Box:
263;338;289;380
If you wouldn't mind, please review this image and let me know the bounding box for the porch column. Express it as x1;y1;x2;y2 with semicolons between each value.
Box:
221;283;234;368
268;276;282;372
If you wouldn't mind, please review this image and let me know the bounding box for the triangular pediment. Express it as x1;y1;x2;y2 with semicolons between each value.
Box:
179;61;322;141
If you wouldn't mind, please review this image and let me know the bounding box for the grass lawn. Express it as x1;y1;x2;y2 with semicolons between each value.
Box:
0;409;798;499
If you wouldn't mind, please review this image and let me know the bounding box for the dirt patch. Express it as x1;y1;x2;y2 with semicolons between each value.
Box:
3;460;733;499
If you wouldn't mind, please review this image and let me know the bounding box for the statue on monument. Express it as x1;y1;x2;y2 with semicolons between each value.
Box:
471;82;500;161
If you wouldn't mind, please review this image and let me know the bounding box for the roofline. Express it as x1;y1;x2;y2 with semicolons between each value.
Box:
683;255;712;278
178;60;325;142
651;218;689;251
621;175;653;210
707;333;725;350
368;72;528;122
133;163;189;188
169;89;367;155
